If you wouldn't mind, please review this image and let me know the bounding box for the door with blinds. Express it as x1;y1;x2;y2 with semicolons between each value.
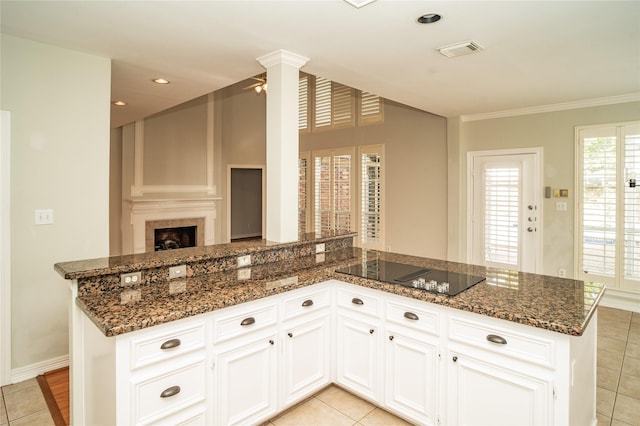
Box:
577;122;640;293
312;149;355;234
470;151;541;273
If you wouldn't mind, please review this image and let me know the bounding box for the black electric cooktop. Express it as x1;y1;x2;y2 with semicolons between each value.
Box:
335;260;486;296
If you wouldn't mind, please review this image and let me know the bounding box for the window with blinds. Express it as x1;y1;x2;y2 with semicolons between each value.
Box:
298;74;309;132
483;166;520;266
359;91;384;125
298;154;309;235
578;122;640;292
360;146;384;249
313;77;355;130
313;150;354;234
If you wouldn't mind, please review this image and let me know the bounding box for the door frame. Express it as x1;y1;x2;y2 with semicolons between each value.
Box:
466;147;544;273
226;164;266;243
1;111;11;385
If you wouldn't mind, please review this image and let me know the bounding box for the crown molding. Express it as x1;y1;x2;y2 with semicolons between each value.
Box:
460;93;640;122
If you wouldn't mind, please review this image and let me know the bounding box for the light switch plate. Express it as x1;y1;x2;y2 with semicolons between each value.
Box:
237;255;251;267
169;265;187;279
315;243;325;253
556;202;568;212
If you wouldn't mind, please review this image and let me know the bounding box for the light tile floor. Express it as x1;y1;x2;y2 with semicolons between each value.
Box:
1;307;638;426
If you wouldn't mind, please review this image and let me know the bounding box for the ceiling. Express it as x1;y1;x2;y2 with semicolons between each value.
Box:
2;0;639;128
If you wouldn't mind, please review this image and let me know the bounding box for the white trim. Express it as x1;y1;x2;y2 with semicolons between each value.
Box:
599;288;640;313
466;147;544;274
461;93;640;122
1;111;11;386
227;165;266;244
10;354;69;384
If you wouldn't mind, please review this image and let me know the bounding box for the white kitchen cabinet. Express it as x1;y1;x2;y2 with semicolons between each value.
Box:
281;286;332;407
446;349;554;426
384;299;442;426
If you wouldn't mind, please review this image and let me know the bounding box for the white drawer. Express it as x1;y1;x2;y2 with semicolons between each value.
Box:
386;300;440;336
448;315;555;368
283;286;331;320
143;403;206;426
213;303;277;343
134;361;206;424
130;321;206;371
336;287;380;317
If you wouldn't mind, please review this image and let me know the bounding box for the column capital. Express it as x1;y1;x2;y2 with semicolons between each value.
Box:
257;49;309;69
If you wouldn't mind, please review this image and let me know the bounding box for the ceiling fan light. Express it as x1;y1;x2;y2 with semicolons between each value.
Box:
255;85;262;93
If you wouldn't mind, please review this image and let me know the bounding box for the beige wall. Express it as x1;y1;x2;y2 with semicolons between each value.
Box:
1;35;111;369
448;101;640;277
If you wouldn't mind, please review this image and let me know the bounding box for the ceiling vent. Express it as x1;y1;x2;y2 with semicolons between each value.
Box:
343;0;377;8
438;41;484;58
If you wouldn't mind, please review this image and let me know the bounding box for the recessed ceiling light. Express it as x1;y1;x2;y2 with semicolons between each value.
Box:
417;14;441;24
152;78;170;84
113;100;127;106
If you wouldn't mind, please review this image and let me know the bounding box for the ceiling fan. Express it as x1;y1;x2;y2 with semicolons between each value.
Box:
244;74;267;94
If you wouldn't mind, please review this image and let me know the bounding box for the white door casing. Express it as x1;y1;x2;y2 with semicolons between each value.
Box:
467;148;543;273
1;111;11;386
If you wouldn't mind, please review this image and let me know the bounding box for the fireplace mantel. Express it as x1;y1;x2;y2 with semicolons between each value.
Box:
128;196;220;254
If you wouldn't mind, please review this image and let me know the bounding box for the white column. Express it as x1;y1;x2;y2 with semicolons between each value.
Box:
257;50;309;243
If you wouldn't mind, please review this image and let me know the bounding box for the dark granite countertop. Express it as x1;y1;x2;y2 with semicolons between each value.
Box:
72;247;605;338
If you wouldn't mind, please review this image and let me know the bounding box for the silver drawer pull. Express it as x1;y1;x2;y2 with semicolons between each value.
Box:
160;385;181;398
302;299;314;307
404;312;419;321
486;334;507;345
160;338;181;350
240;317;256;326
351;298;364;305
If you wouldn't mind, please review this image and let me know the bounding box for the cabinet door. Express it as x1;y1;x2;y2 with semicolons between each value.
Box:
385;328;440;426
335;313;380;401
282;314;331;407
447;351;553;426
214;334;278;426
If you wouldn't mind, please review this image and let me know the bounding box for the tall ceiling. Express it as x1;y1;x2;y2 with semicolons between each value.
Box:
2;0;639;128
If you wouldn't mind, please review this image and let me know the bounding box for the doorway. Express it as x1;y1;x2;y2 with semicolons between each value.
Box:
229;167;264;242
468;148;543;273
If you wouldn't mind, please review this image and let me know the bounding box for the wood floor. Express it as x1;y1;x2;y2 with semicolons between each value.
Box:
36;367;69;426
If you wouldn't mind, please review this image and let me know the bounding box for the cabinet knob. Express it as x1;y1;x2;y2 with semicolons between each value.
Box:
288;332;293;338
240;317;256;326
269;340;274;345
301;299;314;307
452;356;458;363
160;338;181;350
389;335;394;341
486;334;508;345
160;385;181;398
403;312;419;321
352;298;364;305
369;329;375;334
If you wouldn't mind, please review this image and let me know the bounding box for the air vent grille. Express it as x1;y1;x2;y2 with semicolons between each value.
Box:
438;41;484;58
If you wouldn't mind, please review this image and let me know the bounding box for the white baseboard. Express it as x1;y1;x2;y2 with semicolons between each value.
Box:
599;288;640;313
10;354;69;384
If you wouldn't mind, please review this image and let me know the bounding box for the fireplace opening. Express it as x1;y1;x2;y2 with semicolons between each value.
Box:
154;226;197;251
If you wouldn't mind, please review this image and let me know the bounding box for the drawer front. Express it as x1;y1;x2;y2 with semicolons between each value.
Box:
448;315;555;367
336;287;380;317
386;300;440;336
130;322;206;370
213;303;277;343
283;286;331;320
134;361;206;424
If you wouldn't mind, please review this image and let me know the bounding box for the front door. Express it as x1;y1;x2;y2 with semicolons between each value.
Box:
469;150;542;273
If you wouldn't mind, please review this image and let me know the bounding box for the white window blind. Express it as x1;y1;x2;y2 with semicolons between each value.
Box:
313;76;355;130
360;147;383;248
298;155;309;235
313;151;353;233
298;74;309;131
578;122;640;292
483;166;520;266
359;91;383;125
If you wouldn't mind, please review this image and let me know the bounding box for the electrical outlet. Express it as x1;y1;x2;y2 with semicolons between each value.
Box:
315;243;326;253
316;253;326;263
120;271;142;287
237;255;251;268
237;268;251;280
558;268;567;278
34;209;54;225
120;289;141;304
556;202;567;212
169;265;187;279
